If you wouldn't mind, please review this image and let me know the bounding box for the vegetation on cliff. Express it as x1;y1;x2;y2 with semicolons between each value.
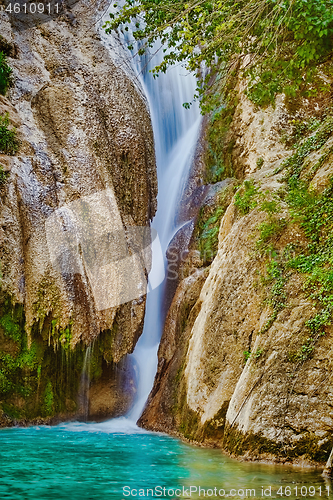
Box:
0;113;19;155
0;48;16;184
132;0;333;461
0;16;158;424
0;166;9;186
246;111;333;360
0;51;12;96
140;105;333;460
217;109;333;364
106;0;333;109
0;290;121;422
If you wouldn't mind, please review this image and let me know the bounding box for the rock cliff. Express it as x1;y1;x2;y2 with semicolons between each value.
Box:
0;4;157;424
139;80;333;466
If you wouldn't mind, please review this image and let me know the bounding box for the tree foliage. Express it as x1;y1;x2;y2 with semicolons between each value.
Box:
104;0;333;109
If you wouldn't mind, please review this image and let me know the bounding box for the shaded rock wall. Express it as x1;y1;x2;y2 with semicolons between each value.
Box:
0;5;157;423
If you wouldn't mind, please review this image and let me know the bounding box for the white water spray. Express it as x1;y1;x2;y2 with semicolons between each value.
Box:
127;56;201;423
79;345;92;421
98;25;202;429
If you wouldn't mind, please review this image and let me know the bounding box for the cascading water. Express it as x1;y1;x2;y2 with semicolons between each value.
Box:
127;56;201;422
0;16;327;500
98;23;201;426
79;345;92;421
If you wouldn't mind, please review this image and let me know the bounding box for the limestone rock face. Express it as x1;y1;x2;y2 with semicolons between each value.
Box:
139;268;209;431
140;85;333;465
0;7;157;422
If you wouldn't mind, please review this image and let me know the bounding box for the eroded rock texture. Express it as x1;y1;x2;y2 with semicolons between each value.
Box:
0;5;157;423
139;82;333;466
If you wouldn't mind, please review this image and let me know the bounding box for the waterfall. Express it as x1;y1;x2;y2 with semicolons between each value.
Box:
98;24;202;428
127;51;201;423
79;345;92;421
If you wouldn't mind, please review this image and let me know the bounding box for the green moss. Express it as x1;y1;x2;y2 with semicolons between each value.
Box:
256;219;287;251
59;327;71;350
256;157;264;169
2;403;22;420
278;112;333;178
205;109;235;183
243;348;263;363
204;75;239;183
234;180;259;215
243;350;251;362
0;287;125;424
0;165;9;186
280;117;322;148
223;425;333;462
174;362;185;388
0;312;22;342
0;293;81;421
178;406;201;441
43;380;54;416
0;52;12;96
200;401;229;442
253;348;263;358
194;183;235;264
197;205;225;264
51;319;73;351
0;113;19;155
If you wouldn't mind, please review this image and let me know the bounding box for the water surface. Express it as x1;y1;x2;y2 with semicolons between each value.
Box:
0;421;329;500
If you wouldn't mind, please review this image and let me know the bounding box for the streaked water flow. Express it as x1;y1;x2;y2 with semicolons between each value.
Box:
118;37;201;423
79;345;92;421
0;17;326;500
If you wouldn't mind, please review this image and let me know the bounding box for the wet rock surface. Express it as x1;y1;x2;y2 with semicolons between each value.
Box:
0;6;157;422
141;84;333;466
